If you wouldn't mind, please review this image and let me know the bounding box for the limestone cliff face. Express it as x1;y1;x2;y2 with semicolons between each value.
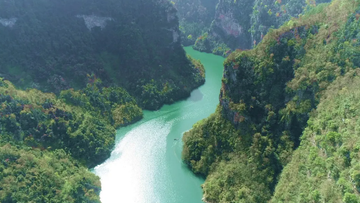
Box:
209;0;253;48
0;0;204;110
172;0;218;46
193;0;253;56
192;0;332;56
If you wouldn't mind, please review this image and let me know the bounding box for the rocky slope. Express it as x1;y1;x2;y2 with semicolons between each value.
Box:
172;0;219;46
194;0;253;56
183;0;360;202
192;0;332;56
0;0;205;110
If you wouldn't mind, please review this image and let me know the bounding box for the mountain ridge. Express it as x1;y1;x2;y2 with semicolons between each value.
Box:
183;0;360;202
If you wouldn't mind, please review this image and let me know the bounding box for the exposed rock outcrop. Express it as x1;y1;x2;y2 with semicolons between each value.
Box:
192;0;332;56
172;0;219;46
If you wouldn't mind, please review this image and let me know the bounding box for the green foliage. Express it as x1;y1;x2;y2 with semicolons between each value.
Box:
344;193;359;203
172;0;218;46
187;55;206;79
272;71;360;202
0;0;204;110
138;55;205;110
0;144;101;203
183;0;360;202
182;107;279;202
193;0;254;55
194;34;233;57
186;0;332;56
0;78;143;166
0;78;144;200
0;78;7;87
60;78;143;128
112;104;142;128
302;2;329;17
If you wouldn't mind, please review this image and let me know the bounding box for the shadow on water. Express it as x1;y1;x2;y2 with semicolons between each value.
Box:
188;89;203;102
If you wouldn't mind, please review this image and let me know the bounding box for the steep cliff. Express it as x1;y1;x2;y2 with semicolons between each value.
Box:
0;0;205;110
172;0;218;46
192;0;331;56
194;0;253;56
250;0;332;47
0;0;208;201
183;0;360;202
273;4;360;202
272;70;360;203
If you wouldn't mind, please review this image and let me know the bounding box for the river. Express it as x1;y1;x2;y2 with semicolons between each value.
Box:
93;47;225;203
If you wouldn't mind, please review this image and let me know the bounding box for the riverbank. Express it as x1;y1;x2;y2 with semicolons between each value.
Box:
94;47;225;203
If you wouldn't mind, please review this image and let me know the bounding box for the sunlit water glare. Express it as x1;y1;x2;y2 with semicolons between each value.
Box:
93;47;225;203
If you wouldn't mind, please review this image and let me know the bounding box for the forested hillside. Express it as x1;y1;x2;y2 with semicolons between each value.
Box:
0;0;209;201
0;77;142;201
173;0;332;56
0;0;205;110
182;0;360;202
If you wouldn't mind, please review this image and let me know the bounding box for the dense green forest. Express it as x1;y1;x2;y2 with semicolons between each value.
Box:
183;0;360;202
0;77;142;201
0;0;207;201
5;0;360;202
0;144;102;202
173;0;332;56
0;0;205;110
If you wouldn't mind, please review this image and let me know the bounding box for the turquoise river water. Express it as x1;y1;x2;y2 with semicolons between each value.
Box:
93;47;225;203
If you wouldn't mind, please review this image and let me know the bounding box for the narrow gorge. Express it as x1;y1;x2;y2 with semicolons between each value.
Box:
2;0;360;202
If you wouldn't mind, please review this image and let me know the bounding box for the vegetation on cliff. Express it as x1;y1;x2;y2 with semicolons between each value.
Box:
0;77;142;167
173;0;331;56
250;0;332;47
183;0;360;202
272;70;360;203
0;0;208;201
0;0;205;110
0;77;142;202
194;0;253;56
0;144;101;203
171;0;218;46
